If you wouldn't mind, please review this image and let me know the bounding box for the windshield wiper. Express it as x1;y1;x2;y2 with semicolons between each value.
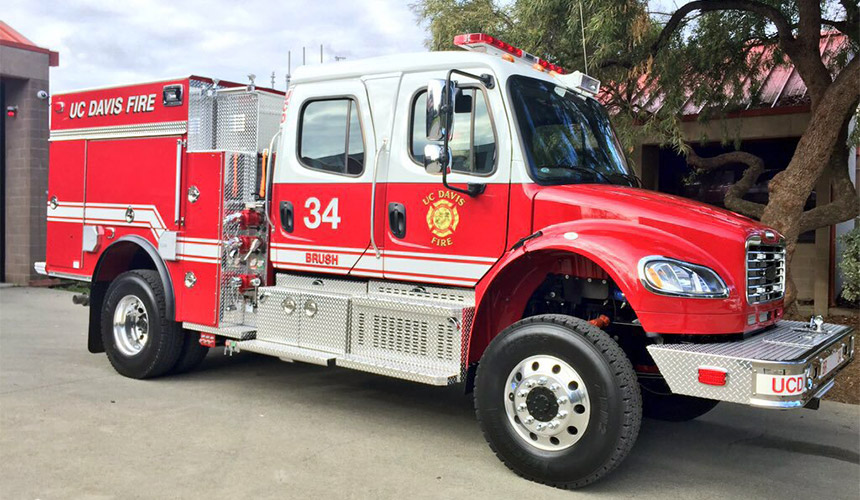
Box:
540;164;613;184
608;172;642;188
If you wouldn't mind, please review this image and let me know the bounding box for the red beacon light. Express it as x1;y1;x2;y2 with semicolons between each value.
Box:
453;33;565;74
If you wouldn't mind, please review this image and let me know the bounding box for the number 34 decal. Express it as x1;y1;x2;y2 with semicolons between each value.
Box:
303;197;341;229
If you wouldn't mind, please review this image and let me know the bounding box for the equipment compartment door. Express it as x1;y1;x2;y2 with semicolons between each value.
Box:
45;140;87;273
381;71;511;287
269;80;375;276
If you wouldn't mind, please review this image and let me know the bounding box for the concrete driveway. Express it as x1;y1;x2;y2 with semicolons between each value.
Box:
1;286;858;499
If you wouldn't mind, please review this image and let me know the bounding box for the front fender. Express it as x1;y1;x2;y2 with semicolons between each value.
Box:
468;220;749;361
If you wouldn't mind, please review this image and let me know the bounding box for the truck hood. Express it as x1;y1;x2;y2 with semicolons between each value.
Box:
532;184;768;251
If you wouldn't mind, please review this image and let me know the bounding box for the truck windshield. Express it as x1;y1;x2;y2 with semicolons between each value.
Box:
508;75;634;186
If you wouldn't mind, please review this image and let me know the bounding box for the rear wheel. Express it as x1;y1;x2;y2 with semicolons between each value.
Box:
640;378;719;421
101;270;183;379
169;330;210;374
474;314;641;489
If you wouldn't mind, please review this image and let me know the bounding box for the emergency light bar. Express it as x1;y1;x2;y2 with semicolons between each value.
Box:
453;33;603;95
453;33;565;74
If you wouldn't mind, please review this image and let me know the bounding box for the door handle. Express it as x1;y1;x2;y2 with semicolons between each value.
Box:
280;201;294;233
388;202;406;239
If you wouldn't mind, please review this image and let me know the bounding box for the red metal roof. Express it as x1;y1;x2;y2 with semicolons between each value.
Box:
0;21;59;67
610;32;849;118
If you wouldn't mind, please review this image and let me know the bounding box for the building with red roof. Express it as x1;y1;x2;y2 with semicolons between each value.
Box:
630;32;856;314
1;21;59;284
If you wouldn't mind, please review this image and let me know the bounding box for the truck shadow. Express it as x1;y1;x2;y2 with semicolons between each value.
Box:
176;350;859;495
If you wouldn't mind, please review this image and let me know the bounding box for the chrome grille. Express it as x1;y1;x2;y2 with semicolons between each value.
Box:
746;239;785;304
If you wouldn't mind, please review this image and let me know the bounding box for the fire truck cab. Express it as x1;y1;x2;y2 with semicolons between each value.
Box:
39;34;855;488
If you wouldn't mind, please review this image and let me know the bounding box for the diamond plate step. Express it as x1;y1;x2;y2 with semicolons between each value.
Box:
336;354;459;386
237;339;336;367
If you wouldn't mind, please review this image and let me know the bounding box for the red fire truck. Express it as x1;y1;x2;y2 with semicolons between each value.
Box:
39;34;854;488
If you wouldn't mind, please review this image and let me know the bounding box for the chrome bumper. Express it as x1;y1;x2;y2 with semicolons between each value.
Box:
647;320;855;409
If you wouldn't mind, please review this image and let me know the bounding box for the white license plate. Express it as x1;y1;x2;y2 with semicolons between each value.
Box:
820;349;845;379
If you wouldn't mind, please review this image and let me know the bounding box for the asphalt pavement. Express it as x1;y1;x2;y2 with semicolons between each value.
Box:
1;286;858;499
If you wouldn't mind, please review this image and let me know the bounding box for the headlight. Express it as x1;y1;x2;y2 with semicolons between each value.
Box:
638;257;728;298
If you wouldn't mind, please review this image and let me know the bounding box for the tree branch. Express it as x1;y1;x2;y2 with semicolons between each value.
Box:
652;1;796;56
686;149;767;219
798;117;860;233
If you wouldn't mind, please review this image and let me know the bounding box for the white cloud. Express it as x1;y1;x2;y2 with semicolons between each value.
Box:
3;0;427;91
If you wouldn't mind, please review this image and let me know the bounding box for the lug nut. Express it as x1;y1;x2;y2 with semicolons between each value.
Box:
524;416;534;424
557;397;569;405
549;421;559;430
538;377;548;385
558;410;568;419
517;390;528;398
517;403;527;412
550;384;561;392
535;423;546;431
525;380;536;388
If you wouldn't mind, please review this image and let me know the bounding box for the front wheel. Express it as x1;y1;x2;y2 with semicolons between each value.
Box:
474;315;642;489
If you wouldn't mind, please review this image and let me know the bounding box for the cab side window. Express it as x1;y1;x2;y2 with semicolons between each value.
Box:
299;98;364;176
411;88;496;175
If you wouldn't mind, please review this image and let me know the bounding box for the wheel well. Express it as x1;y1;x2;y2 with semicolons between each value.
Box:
469;250;649;367
87;237;174;353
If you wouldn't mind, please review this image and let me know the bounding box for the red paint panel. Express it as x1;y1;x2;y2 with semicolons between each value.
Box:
269;182;372;275
51;78;188;131
381;183;509;285
173;152;225;326
81;136;181;274
45;140;86;272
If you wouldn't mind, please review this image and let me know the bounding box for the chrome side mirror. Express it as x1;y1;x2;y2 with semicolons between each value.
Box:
426;79;457;142
423;144;451;175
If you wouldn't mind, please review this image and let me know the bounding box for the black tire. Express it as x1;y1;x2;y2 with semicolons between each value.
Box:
640;378;719;421
100;270;183;379
169;330;210;374
474;314;642;489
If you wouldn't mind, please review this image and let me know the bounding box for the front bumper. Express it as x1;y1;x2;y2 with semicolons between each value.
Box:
647;320;855;408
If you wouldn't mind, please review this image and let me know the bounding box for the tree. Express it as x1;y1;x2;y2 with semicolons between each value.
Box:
413;0;859;307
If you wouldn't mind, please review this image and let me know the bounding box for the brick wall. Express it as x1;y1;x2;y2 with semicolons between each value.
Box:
1;46;50;284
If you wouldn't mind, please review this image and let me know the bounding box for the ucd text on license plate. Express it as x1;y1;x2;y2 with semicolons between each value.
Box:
820;349;844;379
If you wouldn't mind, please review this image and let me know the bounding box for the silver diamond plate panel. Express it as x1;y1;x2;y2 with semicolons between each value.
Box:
237;339;335;367
276;273;368;295
217;151;267;327
651;321;851;361
255;287;302;345
368;280;475;306
188;81;282;154
648;321;855;406
187;79;219;151
299;291;350;354
183;322;256;340
349;295;474;384
336;356;457;386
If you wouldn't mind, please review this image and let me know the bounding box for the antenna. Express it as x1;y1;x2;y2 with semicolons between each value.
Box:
270;71;276;89
302;47;306;65
320;44;323;63
579;1;589;73
286;50;292;87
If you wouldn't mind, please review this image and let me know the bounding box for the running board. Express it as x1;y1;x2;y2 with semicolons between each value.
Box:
236;339;335;366
647;320;855;408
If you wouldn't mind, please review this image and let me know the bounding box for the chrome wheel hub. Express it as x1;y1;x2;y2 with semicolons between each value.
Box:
113;295;149;356
504;355;590;451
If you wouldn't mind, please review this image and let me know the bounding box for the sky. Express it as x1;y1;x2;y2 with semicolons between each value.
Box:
5;0;679;93
3;0;426;92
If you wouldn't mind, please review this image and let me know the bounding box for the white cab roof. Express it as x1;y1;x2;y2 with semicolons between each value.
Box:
290;50;561;85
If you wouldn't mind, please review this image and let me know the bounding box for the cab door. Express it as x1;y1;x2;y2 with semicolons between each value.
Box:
269;81;374;276
380;71;511;287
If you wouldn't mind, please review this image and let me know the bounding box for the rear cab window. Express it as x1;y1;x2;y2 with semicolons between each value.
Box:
298;98;365;176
